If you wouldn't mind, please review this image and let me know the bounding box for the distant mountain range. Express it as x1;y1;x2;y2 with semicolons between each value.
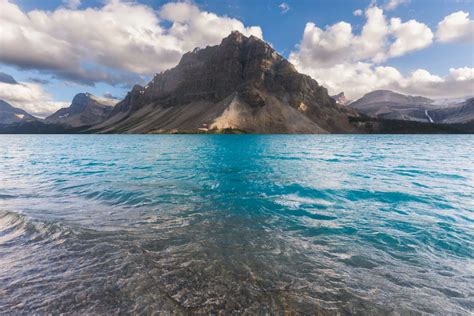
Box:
0;32;473;134
429;98;474;124
349;90;474;124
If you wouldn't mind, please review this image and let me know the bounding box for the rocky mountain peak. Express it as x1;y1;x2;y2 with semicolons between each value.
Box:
118;31;329;111
46;92;113;127
70;93;93;110
96;31;360;133
222;30;247;45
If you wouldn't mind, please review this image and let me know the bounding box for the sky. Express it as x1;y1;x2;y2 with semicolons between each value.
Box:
0;0;473;117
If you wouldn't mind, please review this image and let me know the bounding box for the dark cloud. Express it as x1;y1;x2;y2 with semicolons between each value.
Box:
29;77;51;85
50;68;147;88
103;92;121;100
0;72;18;85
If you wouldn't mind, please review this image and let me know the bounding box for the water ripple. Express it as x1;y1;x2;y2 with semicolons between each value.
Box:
0;134;473;314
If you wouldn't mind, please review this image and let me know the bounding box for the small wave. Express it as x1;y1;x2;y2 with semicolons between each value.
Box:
344;189;426;204
0;210;74;245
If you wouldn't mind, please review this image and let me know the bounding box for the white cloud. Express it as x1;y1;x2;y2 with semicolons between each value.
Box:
288;61;473;100
389;18;433;57
353;9;363;16
400;68;474;98
289;5;472;100
290;5;433;68
289;6;392;69
0;0;263;86
278;3;290;14
436;11;474;43
407;69;443;83
448;67;474;81
353;6;389;62
292;22;353;68
385;0;410;11
0;81;68;118
160;2;262;52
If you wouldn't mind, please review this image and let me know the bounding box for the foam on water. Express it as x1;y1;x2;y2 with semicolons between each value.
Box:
0;135;473;314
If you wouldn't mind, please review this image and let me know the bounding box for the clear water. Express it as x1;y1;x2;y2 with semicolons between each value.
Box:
0;135;473;314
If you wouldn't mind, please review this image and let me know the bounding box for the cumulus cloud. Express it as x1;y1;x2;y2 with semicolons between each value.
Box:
160;2;262;51
0;0;262;86
289;61;473;100
291;6;394;69
385;0;410;11
278;3;290;14
448;67;474;81
389;18;433;57
436;11;474;43
290;6;433;68
289;5;472;100
353;6;389;62
353;9;363;16
293;22;353;68
400;68;474;98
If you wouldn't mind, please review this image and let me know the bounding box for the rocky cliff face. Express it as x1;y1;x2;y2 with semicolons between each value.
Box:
95;31;361;134
47;93;115;127
0;99;37;125
331;92;350;106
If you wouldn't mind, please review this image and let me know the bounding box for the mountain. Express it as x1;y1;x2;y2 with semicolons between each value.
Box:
349;90;436;122
93;31;361;134
47;93;115;128
430;98;474;124
350;90;474;124
0;99;37;125
331;92;350;106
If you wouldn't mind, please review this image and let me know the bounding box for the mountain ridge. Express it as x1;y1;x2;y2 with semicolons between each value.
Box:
349;90;474;124
93;31;361;134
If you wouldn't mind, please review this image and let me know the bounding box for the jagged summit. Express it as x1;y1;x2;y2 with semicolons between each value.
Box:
94;31;361;134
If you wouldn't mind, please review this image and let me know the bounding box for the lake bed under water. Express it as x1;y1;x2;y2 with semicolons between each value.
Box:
0;135;473;314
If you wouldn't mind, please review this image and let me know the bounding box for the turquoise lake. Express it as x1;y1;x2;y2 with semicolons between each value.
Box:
0;135;473;314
